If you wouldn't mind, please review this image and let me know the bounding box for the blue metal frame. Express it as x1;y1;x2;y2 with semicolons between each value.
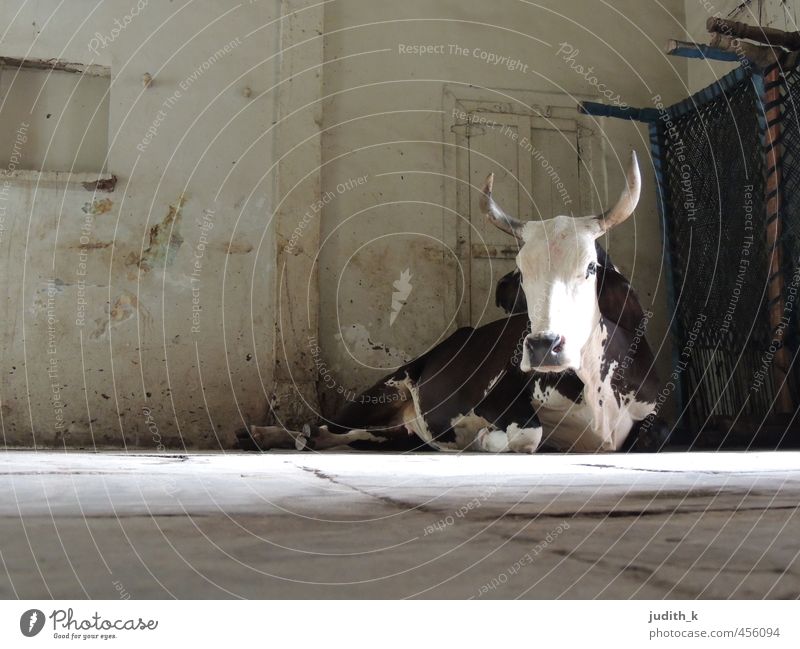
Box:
647;121;686;417
578;102;660;121
666;42;741;62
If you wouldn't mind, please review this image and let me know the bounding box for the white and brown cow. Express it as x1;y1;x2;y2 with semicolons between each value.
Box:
241;152;667;453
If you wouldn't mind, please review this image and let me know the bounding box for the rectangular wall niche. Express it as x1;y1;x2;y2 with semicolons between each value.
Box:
0;60;110;173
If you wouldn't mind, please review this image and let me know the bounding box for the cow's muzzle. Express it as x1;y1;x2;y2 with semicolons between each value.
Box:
523;333;566;371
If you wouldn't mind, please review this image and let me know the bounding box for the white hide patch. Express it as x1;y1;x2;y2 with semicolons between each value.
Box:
592;356;656;450
532;383;596;451
532;328;657;452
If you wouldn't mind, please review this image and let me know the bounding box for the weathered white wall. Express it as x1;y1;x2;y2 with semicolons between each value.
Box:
318;0;689;417
1;1;697;446
684;0;800;91
0;1;313;447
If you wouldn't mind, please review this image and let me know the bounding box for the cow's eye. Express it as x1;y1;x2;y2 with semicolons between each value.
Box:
585;262;597;278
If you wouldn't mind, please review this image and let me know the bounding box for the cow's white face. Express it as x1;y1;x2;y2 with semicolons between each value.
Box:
516;216;603;372
480;151;641;374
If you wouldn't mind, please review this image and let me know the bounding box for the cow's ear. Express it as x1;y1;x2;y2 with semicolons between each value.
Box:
596;263;645;331
495;270;527;314
480;173;526;242
595;151;641;234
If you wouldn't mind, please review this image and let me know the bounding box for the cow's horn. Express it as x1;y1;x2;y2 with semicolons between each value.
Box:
597;151;641;231
480;173;526;241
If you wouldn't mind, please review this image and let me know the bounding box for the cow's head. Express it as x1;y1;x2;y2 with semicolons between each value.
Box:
481;152;641;373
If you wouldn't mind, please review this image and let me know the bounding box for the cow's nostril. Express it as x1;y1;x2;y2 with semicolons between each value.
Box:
526;333;565;364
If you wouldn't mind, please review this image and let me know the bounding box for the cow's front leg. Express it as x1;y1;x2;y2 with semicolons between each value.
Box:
302;425;387;450
240;424;387;451
238;424;309;450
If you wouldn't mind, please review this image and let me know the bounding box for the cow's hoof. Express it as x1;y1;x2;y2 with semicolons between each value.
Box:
296;424;312;451
476;428;510;453
506;423;543;454
238;425;306;451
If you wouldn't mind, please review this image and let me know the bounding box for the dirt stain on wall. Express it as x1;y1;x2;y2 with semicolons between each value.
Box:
82;198;114;216
90;291;152;340
225;239;254;254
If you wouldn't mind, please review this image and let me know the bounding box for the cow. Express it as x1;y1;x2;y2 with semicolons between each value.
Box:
239;151;668;453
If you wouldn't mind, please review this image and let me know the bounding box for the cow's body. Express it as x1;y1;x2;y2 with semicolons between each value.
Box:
240;151;668;453
242;244;666;453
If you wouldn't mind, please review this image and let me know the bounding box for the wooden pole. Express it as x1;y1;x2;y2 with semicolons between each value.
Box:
762;64;794;414
707;34;785;68
707;17;800;50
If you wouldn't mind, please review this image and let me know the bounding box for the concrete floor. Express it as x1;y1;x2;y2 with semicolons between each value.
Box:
0;450;799;599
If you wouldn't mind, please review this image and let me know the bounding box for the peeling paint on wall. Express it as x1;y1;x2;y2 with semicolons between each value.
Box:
81;174;117;192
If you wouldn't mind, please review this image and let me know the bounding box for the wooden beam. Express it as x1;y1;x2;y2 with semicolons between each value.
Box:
0;56;110;77
707;16;800;50
708;34;783;68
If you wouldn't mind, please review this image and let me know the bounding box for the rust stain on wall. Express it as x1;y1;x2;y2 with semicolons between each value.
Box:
126;195;186;276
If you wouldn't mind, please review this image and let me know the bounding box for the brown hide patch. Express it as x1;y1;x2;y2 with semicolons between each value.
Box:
595;245;645;332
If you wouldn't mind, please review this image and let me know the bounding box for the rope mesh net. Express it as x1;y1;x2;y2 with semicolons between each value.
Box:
658;73;776;435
